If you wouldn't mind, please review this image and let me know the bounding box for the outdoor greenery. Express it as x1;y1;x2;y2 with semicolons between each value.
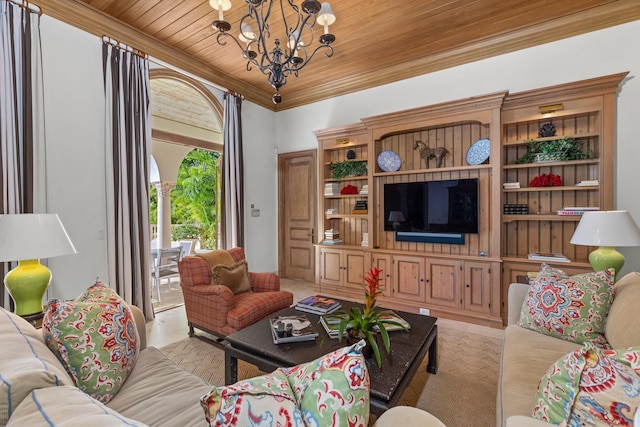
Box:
150;149;221;250
329;160;367;180
515;136;594;164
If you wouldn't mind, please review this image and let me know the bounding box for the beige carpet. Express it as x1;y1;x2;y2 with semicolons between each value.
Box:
159;320;502;427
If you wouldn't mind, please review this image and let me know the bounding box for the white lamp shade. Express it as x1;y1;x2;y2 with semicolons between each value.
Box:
317;2;335;25
570;210;640;247
0;214;77;262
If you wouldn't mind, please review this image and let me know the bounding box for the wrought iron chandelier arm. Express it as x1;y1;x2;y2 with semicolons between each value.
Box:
283;43;333;73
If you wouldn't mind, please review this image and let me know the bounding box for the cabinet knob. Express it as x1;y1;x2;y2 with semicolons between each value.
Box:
466;283;470;288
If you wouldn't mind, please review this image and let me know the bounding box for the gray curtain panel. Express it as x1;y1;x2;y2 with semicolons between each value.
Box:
0;1;45;310
222;93;244;249
102;40;154;321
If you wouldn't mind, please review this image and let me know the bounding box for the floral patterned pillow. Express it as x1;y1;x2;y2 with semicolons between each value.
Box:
42;282;140;403
518;268;614;344
201;340;370;426
532;343;640;426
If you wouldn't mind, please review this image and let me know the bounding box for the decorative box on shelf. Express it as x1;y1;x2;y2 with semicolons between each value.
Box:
503;204;528;215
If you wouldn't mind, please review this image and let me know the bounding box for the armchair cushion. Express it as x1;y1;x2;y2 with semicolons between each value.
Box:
211;261;251;294
605;272;640;348
201;341;369;426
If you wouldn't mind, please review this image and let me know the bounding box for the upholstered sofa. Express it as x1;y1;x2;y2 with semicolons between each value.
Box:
497;271;640;427
0;304;213;426
1;301;435;426
178;247;293;338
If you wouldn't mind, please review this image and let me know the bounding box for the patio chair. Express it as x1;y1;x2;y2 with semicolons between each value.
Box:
151;247;183;302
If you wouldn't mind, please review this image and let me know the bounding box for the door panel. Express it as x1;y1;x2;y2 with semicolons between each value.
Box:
344;250;368;290
464;261;491;314
278;151;316;281
425;259;460;308
393;255;425;302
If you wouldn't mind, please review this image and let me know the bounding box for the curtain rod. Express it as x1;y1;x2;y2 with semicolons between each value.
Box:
102;36;147;59
225;91;245;100
6;0;42;15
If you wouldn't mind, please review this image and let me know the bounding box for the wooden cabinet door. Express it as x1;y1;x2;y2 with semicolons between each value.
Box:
425;259;461;308
463;261;492;314
343;250;368;290
319;247;342;286
392;255;425;302
371;253;392;297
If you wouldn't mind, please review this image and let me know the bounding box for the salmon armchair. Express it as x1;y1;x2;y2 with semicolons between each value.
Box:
178;247;293;338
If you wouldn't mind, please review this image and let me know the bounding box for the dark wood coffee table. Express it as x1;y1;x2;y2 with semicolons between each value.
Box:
224;299;438;416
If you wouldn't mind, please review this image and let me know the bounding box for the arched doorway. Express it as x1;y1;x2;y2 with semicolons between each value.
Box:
149;68;223;310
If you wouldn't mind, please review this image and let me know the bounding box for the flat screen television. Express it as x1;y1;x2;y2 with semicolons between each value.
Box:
383;178;479;235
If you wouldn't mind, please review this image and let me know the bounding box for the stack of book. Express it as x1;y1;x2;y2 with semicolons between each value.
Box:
295;295;341;315
557;207;599;216
576;180;599;187
269;315;318;344
359;184;369;195
352;200;368;214
527;252;571;263
324;182;339;196
322;229;342;245
319;313;348;338
325;208;338;215
503;182;521;189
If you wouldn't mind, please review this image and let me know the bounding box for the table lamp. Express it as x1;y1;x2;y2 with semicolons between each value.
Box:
570;210;640;278
388;211;406;232
0;214;77;316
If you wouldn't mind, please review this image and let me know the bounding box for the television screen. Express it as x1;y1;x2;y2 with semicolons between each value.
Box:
383;179;479;234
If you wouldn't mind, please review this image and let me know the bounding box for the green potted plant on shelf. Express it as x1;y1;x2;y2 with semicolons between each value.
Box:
329;160;367;180
515;136;594;164
336;267;408;367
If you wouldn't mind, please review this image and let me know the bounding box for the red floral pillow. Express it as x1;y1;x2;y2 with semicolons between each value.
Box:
518;268;614;344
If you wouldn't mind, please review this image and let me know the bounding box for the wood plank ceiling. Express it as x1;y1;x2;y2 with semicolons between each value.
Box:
33;0;640;111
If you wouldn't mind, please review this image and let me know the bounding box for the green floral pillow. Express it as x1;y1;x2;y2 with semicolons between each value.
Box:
201;340;370;426
42;282;140;403
519;268;614;344
533;343;640;426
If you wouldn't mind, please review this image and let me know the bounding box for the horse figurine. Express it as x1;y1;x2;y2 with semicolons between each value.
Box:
413;140;449;168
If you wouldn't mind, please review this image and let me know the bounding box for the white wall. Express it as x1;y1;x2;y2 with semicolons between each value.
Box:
38;15;278;300
275;20;640;276
40;16;108;300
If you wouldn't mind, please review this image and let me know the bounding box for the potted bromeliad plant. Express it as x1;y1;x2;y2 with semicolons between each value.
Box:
336;267;408;367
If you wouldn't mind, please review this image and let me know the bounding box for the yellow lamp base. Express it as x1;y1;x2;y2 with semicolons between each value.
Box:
4;259;51;316
589;246;624;279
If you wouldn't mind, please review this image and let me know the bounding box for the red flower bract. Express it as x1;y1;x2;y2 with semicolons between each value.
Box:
530;173;563;187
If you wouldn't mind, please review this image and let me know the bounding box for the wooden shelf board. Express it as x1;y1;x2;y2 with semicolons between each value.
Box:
373;163;492;177
326;214;369;219
502;256;591;268
503;214;582;222
503;159;599;169
324;176;368;182
503;185;599;192
324;194;369;199
502;132;599;147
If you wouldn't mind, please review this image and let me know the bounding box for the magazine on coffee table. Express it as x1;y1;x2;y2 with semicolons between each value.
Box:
269;315;319;344
295;295;342;315
373;310;411;332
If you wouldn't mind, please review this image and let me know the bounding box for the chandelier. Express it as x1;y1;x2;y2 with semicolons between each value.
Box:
209;0;336;104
